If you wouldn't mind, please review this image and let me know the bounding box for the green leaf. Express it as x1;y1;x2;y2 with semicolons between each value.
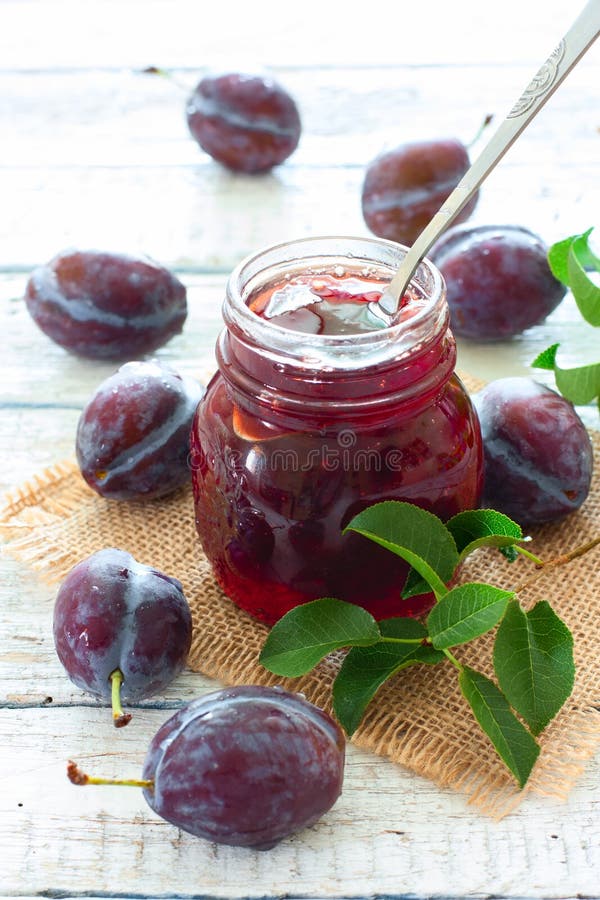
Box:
580;229;600;270
446;509;525;563
402;509;525;598
379;616;429;641
532;343;560;371
568;233;600;326
459;667;540;788
401;567;431;600
493;599;575;736
259;597;380;677
427;583;514;649
541;231;600;405
553;358;600;405
345;501;458;599
548;234;576;284
548;228;599;284
333;618;444;735
532;343;600;405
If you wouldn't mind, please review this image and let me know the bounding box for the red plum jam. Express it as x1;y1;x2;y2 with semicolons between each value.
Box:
190;237;483;624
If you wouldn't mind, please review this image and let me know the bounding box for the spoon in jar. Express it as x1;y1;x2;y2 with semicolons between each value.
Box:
369;0;600;324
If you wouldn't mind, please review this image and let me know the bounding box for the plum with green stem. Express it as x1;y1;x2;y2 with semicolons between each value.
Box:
53;548;192;726
67;685;345;848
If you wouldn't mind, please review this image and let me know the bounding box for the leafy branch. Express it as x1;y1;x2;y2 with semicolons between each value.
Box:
532;228;600;411
258;501;590;788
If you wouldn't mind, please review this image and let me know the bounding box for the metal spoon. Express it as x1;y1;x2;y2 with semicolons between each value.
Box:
370;0;600;323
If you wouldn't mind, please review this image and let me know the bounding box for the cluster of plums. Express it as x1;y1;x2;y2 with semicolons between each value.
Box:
24;250;590;529
360;140;567;339
55;548;345;848
27;68;593;850
26;70;570;358
183;72;568;340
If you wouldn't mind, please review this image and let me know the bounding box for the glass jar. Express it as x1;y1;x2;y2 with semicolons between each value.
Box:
190;236;483;624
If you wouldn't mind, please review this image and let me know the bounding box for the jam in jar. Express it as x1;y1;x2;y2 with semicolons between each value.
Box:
190;236;483;624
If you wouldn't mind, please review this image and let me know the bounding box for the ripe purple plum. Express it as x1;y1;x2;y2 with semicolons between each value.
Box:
430;224;566;339
186;73;301;173
473;378;593;525
25;249;187;359
76;360;204;500
54;548;192;726
68;685;345;848
361;139;478;245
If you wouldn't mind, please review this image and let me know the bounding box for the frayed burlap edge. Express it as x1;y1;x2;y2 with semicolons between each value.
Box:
2;435;600;820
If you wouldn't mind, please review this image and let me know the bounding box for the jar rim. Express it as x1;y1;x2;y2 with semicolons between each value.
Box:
223;235;447;370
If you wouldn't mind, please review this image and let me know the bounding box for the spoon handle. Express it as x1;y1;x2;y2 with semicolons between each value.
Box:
379;0;600;316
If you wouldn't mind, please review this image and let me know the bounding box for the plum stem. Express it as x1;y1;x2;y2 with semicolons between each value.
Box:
513;545;545;565
442;648;463;671
140;66;190;93
514;533;600;593
67;760;154;790
380;636;425;645
466;113;494;150
110;668;132;728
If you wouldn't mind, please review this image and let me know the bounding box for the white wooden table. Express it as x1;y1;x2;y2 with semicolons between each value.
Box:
1;2;599;897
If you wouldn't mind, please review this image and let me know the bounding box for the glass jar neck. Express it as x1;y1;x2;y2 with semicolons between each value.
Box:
218;236;455;425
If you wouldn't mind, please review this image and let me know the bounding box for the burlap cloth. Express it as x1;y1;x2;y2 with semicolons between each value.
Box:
2;375;599;818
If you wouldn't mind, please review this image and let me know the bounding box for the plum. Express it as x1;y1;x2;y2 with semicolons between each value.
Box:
430;224;566;339
76;360;204;500
53;548;192;726
361;139;478;245
25;249;187;359
68;685;345;849
186;72;301;173
473;377;593;525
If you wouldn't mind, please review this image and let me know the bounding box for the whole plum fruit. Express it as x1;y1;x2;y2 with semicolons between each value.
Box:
361;139;478;245
76;360;204;500
54;548;192;726
473;378;593;525
140;686;345;848
25;249;187;359
430;224;566;339
186;73;301;173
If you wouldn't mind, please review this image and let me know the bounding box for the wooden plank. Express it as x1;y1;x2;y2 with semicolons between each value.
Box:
0;274;221;411
1;0;597;70
1;159;599;272
2;65;599;170
2;273;598;437
2;705;600;898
